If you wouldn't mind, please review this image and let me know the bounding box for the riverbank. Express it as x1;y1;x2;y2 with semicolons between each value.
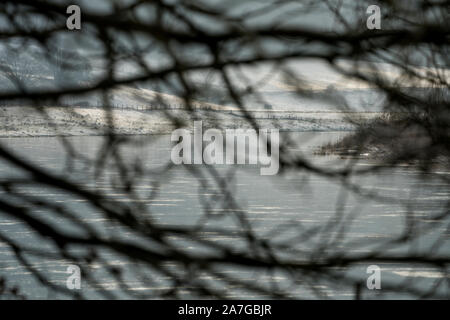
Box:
316;117;450;168
0;106;385;137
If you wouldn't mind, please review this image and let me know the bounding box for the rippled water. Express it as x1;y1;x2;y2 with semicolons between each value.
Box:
0;133;449;299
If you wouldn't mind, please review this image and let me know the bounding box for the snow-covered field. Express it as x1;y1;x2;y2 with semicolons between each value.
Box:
0;106;175;137
0;105;382;137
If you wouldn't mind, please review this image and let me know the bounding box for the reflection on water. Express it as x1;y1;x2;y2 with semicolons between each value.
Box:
0;133;449;299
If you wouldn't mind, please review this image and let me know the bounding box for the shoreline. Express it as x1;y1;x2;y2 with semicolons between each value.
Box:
0;106;376;138
0;128;357;139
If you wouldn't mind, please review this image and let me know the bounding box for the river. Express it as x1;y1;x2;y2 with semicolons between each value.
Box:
0;133;448;299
